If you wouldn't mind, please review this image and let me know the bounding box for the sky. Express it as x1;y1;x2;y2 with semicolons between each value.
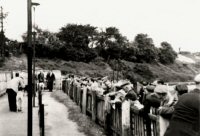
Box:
0;0;200;52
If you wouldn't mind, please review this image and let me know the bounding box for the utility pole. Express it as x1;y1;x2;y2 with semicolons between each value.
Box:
27;0;33;135
32;6;36;107
32;2;40;107
0;6;7;59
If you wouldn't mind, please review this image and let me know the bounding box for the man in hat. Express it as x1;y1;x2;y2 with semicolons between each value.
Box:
109;81;137;105
46;70;55;92
164;74;200;136
153;85;177;136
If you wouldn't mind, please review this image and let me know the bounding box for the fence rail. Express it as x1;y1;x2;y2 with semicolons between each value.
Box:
0;71;12;96
62;80;160;136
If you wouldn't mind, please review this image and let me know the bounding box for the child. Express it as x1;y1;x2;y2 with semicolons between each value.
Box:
16;86;24;112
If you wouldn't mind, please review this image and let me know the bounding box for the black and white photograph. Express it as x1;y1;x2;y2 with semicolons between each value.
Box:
0;0;199;136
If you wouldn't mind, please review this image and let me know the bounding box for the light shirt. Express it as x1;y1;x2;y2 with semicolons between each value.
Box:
7;77;24;93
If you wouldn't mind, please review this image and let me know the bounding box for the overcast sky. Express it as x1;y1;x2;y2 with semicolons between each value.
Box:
1;0;200;52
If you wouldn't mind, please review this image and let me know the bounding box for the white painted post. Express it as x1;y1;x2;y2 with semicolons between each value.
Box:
121;99;131;136
82;86;87;114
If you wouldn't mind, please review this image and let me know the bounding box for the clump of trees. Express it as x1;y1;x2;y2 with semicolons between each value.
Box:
20;23;177;64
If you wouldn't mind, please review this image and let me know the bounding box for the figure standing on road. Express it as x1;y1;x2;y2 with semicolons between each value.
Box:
46;70;55;92
6;72;24;112
37;70;45;92
16;77;25;112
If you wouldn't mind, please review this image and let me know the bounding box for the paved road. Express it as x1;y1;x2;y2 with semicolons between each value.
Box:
0;91;86;136
0;93;39;136
43;92;86;136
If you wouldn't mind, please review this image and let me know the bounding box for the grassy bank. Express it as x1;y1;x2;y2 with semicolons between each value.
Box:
51;90;106;136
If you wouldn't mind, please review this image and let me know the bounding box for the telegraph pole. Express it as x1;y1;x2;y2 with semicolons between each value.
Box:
0;6;6;59
32;2;40;107
27;0;33;135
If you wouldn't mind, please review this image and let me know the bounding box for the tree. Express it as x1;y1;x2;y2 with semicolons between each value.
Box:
133;34;158;63
158;42;177;64
96;27;128;60
57;24;98;49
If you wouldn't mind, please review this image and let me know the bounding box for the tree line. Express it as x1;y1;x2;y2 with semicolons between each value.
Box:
18;24;177;64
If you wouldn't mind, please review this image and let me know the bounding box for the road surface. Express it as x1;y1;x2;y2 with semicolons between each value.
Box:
0;91;86;136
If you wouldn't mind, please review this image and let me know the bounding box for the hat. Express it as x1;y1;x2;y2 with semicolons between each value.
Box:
125;91;137;101
146;85;155;93
152;80;164;86
115;80;130;87
102;76;108;81
194;74;200;83
175;84;188;92
141;81;148;86
154;85;168;94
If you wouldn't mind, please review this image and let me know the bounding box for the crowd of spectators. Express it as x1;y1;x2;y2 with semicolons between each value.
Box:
64;74;200;136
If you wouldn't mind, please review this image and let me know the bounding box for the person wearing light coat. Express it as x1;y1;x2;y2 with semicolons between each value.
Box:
6;73;24;112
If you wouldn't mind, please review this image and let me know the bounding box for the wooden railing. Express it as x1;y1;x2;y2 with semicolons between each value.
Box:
62;80;160;136
0;71;12;96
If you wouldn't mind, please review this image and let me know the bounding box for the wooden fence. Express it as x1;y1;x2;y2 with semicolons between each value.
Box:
62;80;160;136
0;71;12;96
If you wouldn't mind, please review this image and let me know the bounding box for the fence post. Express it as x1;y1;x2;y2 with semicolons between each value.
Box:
91;90;97;121
67;81;70;95
62;80;66;93
104;96;112;135
73;83;76;102
38;90;42;107
69;82;73;99
77;86;81;106
121;100;131;136
82;86;87;114
40;104;45;136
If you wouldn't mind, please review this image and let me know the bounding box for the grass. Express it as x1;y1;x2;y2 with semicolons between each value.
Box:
51;90;106;136
2;54;200;82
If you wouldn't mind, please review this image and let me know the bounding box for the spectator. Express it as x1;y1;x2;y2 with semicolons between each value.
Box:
46;70;55;92
164;74;200;136
155;85;177;119
37;70;45;92
16;78;24;112
175;84;188;97
154;85;177;136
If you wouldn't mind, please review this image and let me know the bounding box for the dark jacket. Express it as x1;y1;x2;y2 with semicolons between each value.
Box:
38;72;44;83
46;72;55;83
164;89;200;136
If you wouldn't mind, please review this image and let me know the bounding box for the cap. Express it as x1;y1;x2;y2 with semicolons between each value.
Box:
154;85;168;94
146;85;155;92
194;74;200;83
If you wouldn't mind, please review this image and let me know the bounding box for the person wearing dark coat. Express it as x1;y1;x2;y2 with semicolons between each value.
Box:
46;70;55;92
164;74;200;136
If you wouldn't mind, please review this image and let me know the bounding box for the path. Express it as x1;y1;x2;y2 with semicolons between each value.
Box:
43;92;86;136
0;91;86;136
0;93;39;136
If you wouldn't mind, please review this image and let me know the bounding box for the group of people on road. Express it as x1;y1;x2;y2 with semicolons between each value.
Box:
6;70;55;113
36;70;55;92
65;74;200;136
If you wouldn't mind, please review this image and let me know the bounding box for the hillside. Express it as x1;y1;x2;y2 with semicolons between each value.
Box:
1;54;200;82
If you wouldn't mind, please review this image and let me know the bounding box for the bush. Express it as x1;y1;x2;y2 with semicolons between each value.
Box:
133;64;156;81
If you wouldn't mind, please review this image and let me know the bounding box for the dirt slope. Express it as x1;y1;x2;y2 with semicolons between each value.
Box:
1;54;200;82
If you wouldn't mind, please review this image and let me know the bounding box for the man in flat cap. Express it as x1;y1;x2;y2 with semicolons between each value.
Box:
164;74;200;136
